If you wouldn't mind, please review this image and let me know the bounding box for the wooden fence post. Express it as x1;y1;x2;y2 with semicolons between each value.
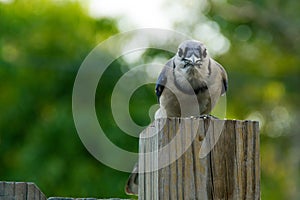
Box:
0;182;47;200
0;181;130;200
138;118;260;200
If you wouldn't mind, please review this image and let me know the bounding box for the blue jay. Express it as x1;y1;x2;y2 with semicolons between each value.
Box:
154;40;228;118
125;40;228;195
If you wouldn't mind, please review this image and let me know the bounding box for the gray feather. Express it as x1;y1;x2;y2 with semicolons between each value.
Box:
155;59;173;102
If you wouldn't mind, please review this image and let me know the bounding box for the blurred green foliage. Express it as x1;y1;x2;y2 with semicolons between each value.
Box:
0;0;299;199
0;0;125;198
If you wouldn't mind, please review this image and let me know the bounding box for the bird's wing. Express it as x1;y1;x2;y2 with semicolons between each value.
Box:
211;59;228;95
155;58;174;102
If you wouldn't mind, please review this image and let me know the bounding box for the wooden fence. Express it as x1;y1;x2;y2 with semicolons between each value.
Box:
1;118;260;200
0;181;129;200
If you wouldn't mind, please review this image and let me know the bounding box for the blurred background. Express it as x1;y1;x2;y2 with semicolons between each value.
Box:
0;0;299;199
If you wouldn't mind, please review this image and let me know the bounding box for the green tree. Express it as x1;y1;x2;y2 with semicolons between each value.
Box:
0;0;131;198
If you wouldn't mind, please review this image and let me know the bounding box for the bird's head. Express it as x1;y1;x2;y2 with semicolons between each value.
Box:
174;40;210;78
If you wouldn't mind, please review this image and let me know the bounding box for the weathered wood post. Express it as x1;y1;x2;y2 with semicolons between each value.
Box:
139;118;260;200
0;181;130;200
0;182;47;200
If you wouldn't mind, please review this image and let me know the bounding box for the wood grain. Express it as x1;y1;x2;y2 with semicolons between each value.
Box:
138;118;260;200
0;181;130;200
0;182;47;200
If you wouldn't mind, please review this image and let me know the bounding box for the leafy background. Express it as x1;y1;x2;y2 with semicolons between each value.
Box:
0;0;299;199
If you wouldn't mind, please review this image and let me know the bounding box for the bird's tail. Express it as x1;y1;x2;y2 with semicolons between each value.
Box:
125;163;139;195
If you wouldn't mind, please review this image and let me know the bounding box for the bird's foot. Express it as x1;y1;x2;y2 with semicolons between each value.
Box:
192;114;219;119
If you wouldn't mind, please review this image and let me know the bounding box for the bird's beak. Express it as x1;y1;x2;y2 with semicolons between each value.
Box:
190;55;201;67
191;57;195;66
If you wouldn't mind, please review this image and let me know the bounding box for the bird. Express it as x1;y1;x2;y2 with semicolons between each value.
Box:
154;39;228;118
125;40;228;195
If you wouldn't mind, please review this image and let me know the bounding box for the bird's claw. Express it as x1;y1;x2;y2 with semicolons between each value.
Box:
191;114;219;119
